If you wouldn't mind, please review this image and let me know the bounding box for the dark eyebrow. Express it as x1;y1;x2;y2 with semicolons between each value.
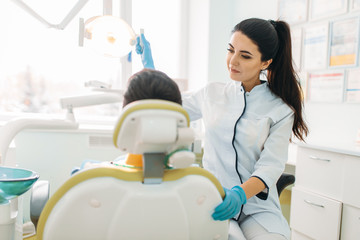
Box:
228;43;253;56
240;50;253;55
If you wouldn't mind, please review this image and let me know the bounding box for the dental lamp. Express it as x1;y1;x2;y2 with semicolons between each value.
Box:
79;15;137;58
12;0;137;58
78;0;137;58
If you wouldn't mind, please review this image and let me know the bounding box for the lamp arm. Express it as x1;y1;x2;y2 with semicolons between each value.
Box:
57;0;89;30
11;0;89;30
11;0;54;28
60;92;123;109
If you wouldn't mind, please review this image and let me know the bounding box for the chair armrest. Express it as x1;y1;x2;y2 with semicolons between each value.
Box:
276;173;295;196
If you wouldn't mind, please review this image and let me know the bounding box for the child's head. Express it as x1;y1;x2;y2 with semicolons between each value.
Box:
123;69;182;107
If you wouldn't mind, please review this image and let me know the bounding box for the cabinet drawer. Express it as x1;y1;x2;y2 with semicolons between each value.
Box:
296;147;344;200
290;187;342;240
341;204;360;239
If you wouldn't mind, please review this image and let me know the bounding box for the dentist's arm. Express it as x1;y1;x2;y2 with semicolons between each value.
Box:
135;33;155;69
241;177;267;200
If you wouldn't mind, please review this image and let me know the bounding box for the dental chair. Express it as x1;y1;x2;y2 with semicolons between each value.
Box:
34;99;229;240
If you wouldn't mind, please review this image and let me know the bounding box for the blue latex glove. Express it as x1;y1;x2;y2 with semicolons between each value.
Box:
135;33;155;69
127;51;132;62
212;186;247;221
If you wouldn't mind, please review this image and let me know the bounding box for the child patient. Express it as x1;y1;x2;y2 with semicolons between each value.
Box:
72;68;182;173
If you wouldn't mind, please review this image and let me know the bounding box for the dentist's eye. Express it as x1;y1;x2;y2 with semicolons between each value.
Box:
227;48;234;53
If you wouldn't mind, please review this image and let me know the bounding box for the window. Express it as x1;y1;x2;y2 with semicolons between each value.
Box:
131;0;188;83
0;0;188;119
0;1;121;117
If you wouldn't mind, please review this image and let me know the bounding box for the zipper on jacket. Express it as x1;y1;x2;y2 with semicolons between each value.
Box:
231;87;247;221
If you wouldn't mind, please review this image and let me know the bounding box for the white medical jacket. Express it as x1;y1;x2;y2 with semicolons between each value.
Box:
182;80;293;239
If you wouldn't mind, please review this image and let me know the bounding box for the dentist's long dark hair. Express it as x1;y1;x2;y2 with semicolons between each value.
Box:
233;18;308;141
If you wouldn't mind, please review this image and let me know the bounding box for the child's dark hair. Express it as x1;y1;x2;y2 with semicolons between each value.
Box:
233;18;308;141
123;69;182;107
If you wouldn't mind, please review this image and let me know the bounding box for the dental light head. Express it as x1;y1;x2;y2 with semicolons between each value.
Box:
79;15;136;58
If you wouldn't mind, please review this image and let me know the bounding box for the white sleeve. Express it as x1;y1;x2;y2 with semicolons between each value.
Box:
181;88;205;121
251;111;294;199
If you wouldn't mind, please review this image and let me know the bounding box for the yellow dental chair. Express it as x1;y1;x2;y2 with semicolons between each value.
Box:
33;100;229;240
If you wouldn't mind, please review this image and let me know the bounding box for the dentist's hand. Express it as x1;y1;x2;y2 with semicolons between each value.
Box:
136;33;155;69
212;186;247;221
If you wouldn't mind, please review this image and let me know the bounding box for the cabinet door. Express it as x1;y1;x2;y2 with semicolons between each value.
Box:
342;155;360;209
291;230;312;240
295;147;344;201
290;187;342;240
341;204;360;239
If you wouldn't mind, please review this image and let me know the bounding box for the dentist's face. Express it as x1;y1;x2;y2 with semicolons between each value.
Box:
226;31;270;91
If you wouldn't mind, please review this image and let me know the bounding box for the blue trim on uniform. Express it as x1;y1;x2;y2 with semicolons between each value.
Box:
252;175;269;200
232;85;247;221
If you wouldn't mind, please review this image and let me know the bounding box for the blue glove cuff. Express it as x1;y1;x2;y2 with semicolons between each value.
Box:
231;185;247;205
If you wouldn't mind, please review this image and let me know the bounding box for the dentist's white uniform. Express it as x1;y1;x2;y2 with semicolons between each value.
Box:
182;80;293;239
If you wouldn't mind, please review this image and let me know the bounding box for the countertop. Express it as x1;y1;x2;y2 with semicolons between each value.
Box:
295;141;360;157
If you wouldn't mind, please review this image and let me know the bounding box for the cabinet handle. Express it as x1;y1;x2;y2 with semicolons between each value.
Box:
304;199;325;208
309;155;331;162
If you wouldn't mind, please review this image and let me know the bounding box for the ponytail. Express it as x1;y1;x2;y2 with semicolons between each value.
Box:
267;20;308;141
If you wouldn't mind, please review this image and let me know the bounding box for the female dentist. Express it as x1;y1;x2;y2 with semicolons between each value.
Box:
136;18;308;240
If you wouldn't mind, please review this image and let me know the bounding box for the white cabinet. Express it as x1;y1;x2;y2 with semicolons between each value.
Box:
290;144;360;240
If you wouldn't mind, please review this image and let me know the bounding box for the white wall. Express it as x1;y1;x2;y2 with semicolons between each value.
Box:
188;0;360;148
304;103;360;147
187;0;210;90
233;0;278;21
187;0;278;89
207;0;237;83
207;0;278;83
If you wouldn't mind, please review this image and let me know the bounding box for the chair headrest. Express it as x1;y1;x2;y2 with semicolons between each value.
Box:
113;99;193;155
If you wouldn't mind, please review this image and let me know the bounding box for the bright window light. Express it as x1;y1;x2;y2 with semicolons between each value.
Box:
0;0;188;118
0;1;122;117
131;0;187;81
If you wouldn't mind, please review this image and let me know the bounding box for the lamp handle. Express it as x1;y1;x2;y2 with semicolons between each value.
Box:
139;28;145;49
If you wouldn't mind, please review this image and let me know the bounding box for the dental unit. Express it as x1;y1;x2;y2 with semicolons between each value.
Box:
0;95;229;239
